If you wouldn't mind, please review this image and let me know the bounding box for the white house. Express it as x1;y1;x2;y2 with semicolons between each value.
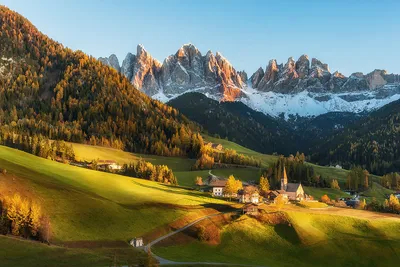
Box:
209;179;227;197
130;237;143;247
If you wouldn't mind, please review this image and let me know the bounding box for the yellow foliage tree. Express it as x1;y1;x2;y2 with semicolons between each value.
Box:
330;179;340;190
259;176;270;196
6;194;30;236
224;175;243;200
30;202;42;237
275;194;286;210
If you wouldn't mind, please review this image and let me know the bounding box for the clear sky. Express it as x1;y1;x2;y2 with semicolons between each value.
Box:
2;0;400;76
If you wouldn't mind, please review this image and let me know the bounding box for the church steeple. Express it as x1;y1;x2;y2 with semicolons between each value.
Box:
281;166;288;191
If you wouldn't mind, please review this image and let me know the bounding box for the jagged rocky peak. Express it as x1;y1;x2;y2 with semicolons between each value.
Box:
295;55;310;78
121;52;136;81
310;58;331;82
257;59;280;91
250;67;264;88
281;57;298;79
238;71;248;85
249;54;400;93
365;69;387;89
99;54;121;72
131;44;161;95
215;51;244;87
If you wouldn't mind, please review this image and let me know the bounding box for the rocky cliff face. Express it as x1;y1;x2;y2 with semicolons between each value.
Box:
251;55;400;93
101;44;245;100
100;46;400;106
99;54;121;72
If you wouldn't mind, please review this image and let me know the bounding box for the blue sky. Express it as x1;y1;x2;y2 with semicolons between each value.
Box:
2;0;400;76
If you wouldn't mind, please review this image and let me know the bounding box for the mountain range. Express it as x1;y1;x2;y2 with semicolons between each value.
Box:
100;44;400;118
1;4;399;176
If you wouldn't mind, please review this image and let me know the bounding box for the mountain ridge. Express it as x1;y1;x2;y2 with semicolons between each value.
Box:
100;44;400;118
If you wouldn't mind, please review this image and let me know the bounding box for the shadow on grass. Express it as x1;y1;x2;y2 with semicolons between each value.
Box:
274;224;301;245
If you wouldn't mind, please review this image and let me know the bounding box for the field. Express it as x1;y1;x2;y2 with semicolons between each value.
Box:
154;206;400;267
0;235;145;267
304;187;349;200
0;146;230;265
70;142;195;172
309;163;381;185
69;141;371;190
70;142;264;187
203;135;278;168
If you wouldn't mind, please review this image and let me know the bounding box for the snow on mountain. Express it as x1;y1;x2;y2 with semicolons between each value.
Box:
239;85;400;119
153;83;400;119
100;44;400;119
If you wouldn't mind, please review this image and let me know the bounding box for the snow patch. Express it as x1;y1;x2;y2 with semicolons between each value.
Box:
239;86;400;119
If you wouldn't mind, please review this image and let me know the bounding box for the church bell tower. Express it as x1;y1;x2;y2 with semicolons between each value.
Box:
281;166;288;191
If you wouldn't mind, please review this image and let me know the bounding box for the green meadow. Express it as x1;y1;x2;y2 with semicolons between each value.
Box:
154;210;400;267
0;146;230;265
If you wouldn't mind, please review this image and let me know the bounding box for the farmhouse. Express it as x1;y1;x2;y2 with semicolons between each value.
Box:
209;178;227;197
97;160;122;171
238;185;260;204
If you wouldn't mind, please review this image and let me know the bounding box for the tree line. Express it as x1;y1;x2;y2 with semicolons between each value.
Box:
0;130;75;162
193;144;260;170
123;159;177;185
264;153;319;189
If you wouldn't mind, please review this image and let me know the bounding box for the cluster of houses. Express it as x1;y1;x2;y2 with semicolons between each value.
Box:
208;167;308;206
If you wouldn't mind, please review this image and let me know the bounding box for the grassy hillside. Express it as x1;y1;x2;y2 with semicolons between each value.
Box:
70;142;195;172
304;187;349;200
0;235;145;267
70;141;264;187
70;140;381;190
154;208;400;267
0;146;231;264
203;135;278;168
361;182;394;202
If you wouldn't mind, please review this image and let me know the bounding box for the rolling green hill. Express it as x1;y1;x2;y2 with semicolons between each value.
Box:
0;146;229;265
154;209;400;267
69;140;382;190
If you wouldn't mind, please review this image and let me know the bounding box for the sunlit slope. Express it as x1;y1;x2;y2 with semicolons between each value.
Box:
0;146;226;243
154;210;400;267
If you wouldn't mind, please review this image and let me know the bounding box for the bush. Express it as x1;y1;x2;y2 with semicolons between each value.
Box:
256;212;288;225
320;194;331;203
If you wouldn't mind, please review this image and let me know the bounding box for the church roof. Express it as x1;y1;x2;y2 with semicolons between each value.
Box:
286;183;301;192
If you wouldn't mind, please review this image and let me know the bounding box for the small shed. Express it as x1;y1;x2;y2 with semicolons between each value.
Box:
130;237;144;247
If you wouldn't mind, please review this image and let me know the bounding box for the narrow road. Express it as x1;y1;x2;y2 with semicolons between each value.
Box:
143;212;269;267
